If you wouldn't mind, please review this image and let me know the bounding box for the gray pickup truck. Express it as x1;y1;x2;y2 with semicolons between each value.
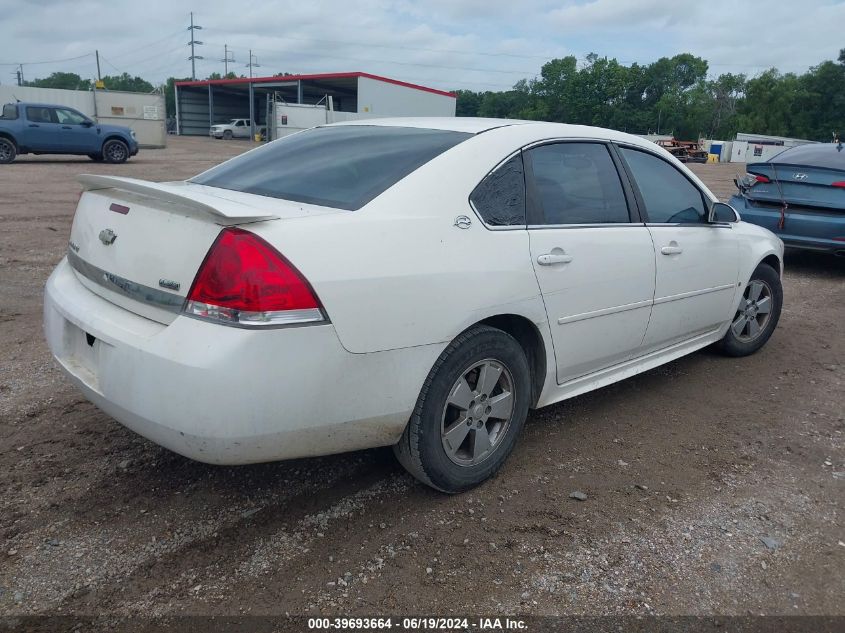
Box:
0;102;139;164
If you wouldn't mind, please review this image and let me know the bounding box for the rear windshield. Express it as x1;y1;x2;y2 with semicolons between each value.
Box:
193;125;471;210
770;144;845;170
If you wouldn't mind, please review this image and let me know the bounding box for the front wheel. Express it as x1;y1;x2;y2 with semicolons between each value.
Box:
394;325;531;493
716;262;782;357
102;139;129;164
0;138;17;164
223;130;233;140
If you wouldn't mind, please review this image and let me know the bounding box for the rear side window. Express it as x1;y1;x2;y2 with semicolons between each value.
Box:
526;142;630;225
26;107;53;123
470;153;525;226
771;144;845;170
193;125;471;211
620;147;706;223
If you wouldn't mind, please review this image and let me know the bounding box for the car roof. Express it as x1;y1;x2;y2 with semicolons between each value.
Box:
329;117;654;145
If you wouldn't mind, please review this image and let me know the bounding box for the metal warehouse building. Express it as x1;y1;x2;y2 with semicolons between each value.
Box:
175;71;456;139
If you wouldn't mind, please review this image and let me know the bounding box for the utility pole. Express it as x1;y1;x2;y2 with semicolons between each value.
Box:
17;64;24;86
187;12;203;80
247;50;260;78
221;44;235;76
95;50;102;82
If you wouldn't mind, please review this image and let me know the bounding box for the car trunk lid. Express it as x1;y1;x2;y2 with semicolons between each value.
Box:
744;163;845;212
68;175;340;324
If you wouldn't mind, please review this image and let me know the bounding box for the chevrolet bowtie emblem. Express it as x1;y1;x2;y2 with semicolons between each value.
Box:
98;228;117;245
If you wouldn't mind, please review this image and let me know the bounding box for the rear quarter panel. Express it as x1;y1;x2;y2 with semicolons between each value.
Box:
248;126;550;354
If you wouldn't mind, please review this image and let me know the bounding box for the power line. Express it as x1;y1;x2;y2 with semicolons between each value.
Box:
201;28;559;61
202;39;536;76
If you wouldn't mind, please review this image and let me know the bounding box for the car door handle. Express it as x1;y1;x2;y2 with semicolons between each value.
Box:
61;125;72;129
660;244;683;255
28;123;39;127
537;252;573;266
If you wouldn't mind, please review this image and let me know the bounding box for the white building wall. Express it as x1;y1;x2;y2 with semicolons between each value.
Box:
355;76;456;118
0;85;165;147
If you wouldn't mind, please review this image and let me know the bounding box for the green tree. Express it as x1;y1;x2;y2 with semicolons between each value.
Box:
25;72;91;91
101;73;155;93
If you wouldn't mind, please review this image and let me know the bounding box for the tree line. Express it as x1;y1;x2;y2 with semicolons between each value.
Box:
454;51;845;141
16;50;845;141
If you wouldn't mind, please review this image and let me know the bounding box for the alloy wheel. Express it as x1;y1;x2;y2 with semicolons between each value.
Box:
440;359;515;467
106;142;127;162
731;279;773;343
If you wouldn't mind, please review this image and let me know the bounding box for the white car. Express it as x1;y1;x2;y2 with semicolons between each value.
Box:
44;118;784;493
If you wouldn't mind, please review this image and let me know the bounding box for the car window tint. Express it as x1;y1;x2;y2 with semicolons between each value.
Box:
527;143;629;225
26;107;52;123
1;104;18;120
55;108;87;125
470;153;525;226
193;125;471;211
620;147;706;223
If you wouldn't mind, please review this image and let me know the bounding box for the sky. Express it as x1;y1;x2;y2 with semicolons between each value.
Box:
1;0;843;92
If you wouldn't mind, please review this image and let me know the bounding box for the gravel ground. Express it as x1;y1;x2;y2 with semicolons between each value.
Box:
0;138;842;621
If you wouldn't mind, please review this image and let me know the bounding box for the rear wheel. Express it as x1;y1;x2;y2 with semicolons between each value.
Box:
102;139;129;164
716;263;782;357
0;138;16;164
394;325;531;493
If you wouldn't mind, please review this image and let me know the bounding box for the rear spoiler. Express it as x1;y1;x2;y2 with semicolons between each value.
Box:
77;175;279;224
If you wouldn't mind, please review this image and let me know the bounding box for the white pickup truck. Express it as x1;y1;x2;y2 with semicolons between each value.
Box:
210;119;265;140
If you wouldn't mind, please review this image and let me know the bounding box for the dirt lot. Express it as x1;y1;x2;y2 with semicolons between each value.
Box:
0;138;843;622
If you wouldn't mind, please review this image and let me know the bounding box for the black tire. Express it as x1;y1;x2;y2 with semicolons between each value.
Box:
223;130;233;140
88;153;104;162
394;325;531;493
716;262;782;357
0;137;17;164
102;139;129;164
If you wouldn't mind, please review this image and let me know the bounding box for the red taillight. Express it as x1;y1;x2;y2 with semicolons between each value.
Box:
754;174;771;183
831;181;845;188
185;227;324;327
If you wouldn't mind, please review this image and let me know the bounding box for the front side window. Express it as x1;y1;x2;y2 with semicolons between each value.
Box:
620;147;706;223
193;125;471;210
526;142;630;225
55;108;88;125
470;153;525;226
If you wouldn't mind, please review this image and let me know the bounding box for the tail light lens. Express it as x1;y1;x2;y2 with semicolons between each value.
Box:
184;227;326;327
831;181;845;188
753;174;771;183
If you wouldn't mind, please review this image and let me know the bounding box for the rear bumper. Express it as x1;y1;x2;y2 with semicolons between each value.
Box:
731;194;845;253
44;257;438;464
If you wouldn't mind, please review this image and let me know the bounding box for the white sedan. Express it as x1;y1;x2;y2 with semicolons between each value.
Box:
44;118;784;493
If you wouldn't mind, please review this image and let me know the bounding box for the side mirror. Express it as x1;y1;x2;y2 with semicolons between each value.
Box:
709;202;740;223
81;120;94;127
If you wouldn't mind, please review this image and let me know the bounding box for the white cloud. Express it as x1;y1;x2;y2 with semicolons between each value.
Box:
0;0;842;92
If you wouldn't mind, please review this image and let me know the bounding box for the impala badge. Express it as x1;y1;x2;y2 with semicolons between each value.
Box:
792;173;808;180
98;229;117;245
159;279;180;291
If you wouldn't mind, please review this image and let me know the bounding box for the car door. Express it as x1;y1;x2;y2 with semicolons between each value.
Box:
617;145;739;351
53;108;98;153
23;106;62;150
524;141;656;384
235;120;248;138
